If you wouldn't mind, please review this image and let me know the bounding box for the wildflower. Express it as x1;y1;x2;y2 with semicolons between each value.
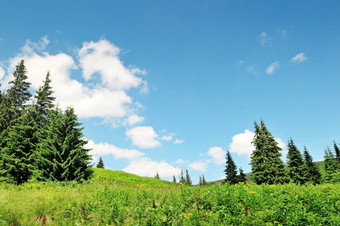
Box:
248;191;256;194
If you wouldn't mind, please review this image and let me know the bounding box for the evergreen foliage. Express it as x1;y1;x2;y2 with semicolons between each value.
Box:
287;139;306;184
96;157;104;168
250;120;286;184
35;107;93;182
179;169;185;184
237;168;247;183
185;169;192;185
224;150;238;184
303;147;322;184
333;141;340;167
324;147;338;182
172;175;176;183
202;174;207;185
154;172;160;179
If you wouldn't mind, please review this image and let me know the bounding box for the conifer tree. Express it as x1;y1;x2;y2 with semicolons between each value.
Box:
250;120;286;184
287;139;306;184
185;169;192;185
154;172;160;179
303;147;322;184
179;169;185;184
35;107;93;182
324;147;337;182
224;150;238;184
238;168;247;183
0;111;38;184
96;157;104;168
199;175;202;185
333;141;340;167
172;175;176;183
202;174;207;185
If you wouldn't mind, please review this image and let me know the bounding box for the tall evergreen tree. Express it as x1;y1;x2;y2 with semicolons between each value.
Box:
96;157;104;168
154;172;160;179
202;174;207;185
333;141;340;167
0;111;38;184
199;175;202;185
324;147;337;182
172;175;176;183
179;169;185;184
185;169;192;185
287;139;306;184
250;120;286;184
303;147;322;184
224;150;238;184
237;168;247;183
7;60;32;112
35;107;93;182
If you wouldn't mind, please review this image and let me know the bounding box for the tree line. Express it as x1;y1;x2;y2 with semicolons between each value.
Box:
225;120;340;184
0;60;93;185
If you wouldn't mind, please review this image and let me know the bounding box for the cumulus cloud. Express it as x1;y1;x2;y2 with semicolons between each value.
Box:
229;129;286;157
291;53;307;64
86;139;144;160
0;66;4;80
3;37;146;121
266;61;280;74
207;147;226;165
126;114;145;126
173;139;184;144
126;126;161;149
188;161;208;172
258;32;271;46
123;157;181;178
159;135;173;141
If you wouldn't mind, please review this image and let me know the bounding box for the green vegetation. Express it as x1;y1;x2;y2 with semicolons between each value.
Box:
1;168;340;225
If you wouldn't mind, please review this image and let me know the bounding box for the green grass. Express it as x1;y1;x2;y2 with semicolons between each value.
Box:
1;168;340;225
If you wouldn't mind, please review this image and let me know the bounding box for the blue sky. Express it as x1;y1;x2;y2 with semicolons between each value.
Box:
1;1;340;183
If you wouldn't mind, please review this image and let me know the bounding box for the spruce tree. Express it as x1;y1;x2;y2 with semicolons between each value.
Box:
35;107;93;182
154;172;160;179
202;174;207;185
179;169;185;184
224;150;238;184
172;175;176;183
199;175;202;185
238;168;247;183
287;139;306;184
333;141;340;167
303;147;322;184
185;169;192;185
0;111;38;184
324;147;337;182
96;157;104;168
250;120;286;184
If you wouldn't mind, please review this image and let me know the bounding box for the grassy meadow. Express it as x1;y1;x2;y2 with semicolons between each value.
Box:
1;168;340;225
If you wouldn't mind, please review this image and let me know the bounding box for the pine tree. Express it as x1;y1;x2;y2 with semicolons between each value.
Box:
324;147;337;182
287;139;306;184
250;120;286;184
303;147;322;184
96;157;104;168
154;172;160;179
224;150;238;184
238;168;247;183
172;175;176;183
179;169;185;184
35;107;93;182
202;174;207;185
0;111;38;184
185;169;192;185
7;60;32;112
199;175;202;185
333;141;340;168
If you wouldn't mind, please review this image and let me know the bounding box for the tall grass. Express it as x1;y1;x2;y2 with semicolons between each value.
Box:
0;168;339;225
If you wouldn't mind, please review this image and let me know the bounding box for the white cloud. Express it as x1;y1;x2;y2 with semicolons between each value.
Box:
176;159;189;165
229;129;286;157
123;157;181;178
86;139;144;160
126;126;161;149
159;135;173;141
258;32;271;46
0;66;4;80
173;139;184;144
3;37;146;121
207;147;226;165
229;130;255;156
188;161;208;172
266;61;280;74
291;53;307;64
126;114;145;126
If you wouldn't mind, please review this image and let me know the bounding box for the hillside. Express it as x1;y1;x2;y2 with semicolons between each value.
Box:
1;168;340;225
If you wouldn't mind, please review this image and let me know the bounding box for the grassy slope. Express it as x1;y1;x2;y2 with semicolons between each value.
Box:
1;168;340;225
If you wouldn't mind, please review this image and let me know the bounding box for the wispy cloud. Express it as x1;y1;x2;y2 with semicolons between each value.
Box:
291;53;308;64
188;161;208;172
126;126;161;149
266;61;280;74
258;32;271;46
173;139;184;144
